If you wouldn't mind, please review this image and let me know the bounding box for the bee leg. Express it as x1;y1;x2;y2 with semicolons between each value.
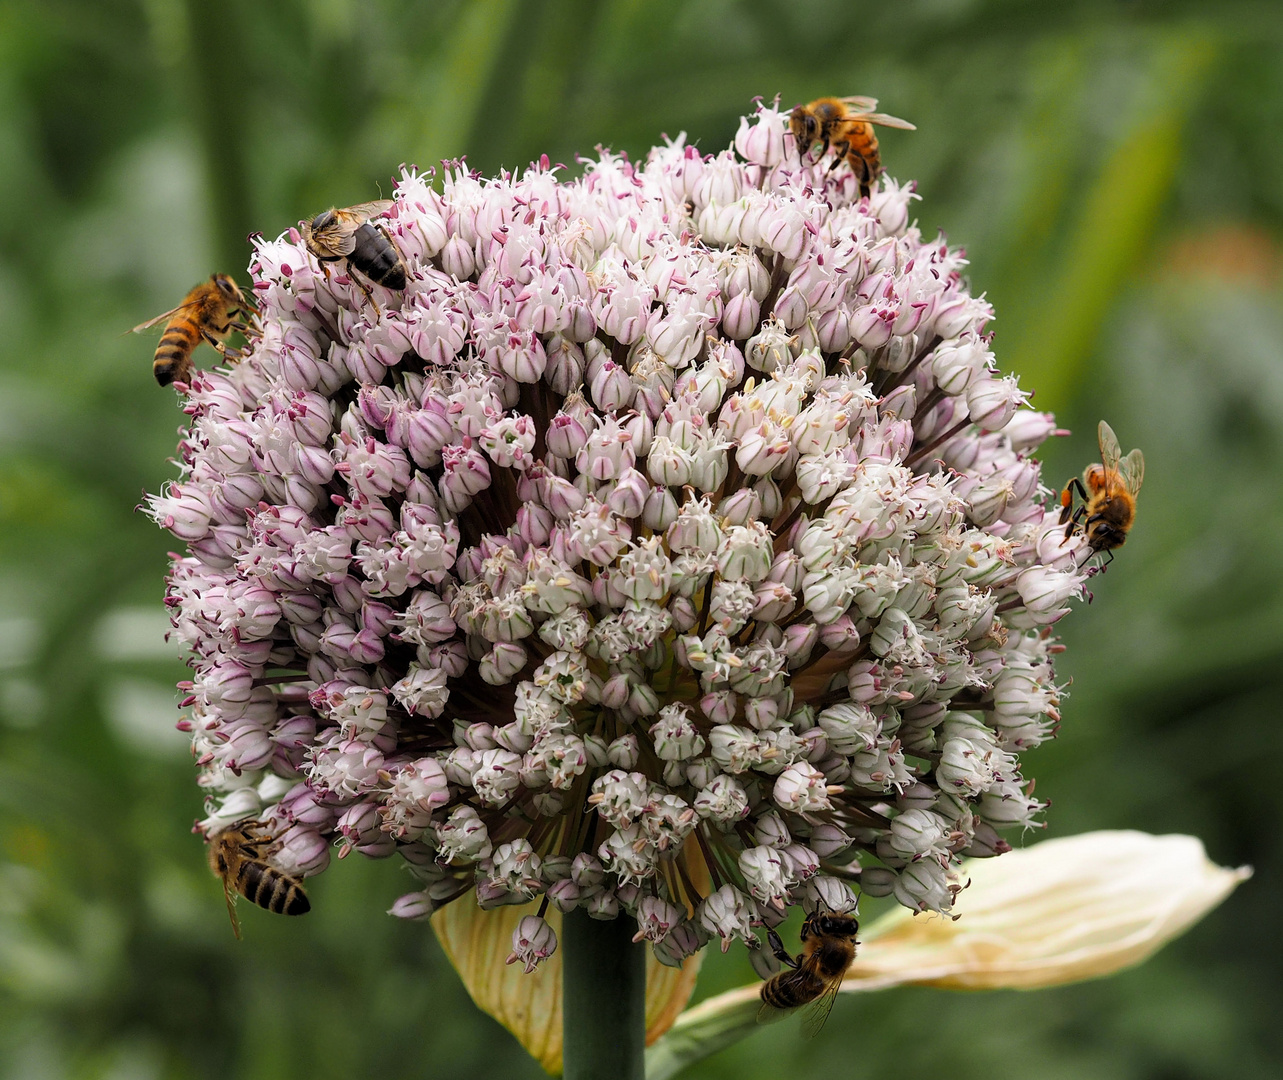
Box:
766;928;800;970
828;139;852;174
201;331;238;359
347;267;381;316
856;159;873;199
1060;478;1088;531
1062;504;1087;541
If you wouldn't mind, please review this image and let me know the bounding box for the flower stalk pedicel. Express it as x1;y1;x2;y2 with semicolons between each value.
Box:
149;98;1101;1066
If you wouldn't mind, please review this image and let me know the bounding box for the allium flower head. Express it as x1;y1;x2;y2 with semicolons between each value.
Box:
150;99;1093;969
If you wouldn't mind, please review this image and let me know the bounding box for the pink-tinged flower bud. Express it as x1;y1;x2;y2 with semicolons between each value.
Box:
584;889;619;920
893;857;956;914
754;812;791;848
721;291;760;341
817;614;860;654
771;284;809;329
506;915;558;973
698;883;755;951
931;335;992;394
743;696;779;731
735;105;788;167
606;733;640;770
146;483;213;542
740;845;793;907
801;877;855;917
808;824;853;859
693;773;749;824
1004;409;1063;452
546;399;596;460
978;778;1046;828
389;890;436;920
966;374;1027;432
440;233;476;280
633;896;685;945
760;205;807;260
849;302;897;350
586;356;633;413
652;921;704;968
773;762;836;814
782;842;820;881
744;320;792;374
958;473;1013;528
650;705;705;760
1015;565;1082;617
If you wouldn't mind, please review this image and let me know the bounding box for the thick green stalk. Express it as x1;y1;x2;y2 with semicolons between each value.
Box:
562;909;646;1080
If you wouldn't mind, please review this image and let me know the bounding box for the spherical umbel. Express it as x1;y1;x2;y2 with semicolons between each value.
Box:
149;99;1090;968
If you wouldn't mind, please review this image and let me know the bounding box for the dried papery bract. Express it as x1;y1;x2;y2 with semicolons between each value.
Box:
149;99;1095;1020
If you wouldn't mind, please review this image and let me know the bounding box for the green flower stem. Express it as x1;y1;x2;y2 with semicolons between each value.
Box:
562;909;646;1080
644;987;760;1080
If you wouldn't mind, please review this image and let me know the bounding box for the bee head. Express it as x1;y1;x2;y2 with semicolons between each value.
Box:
1088;520;1125;550
212;273;240;300
310;209;336;233
814;913;858;937
790;106;820;144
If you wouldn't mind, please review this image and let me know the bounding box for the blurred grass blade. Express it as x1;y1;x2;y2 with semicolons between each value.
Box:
1002;34;1217;411
646;831;1249;1080
411;0;522;164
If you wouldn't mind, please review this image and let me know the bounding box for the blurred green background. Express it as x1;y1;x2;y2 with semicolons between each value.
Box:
1;0;1281;1077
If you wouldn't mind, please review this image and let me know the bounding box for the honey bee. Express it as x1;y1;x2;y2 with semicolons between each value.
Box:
207;819;310;940
758;905;859;1036
132;273;257;387
302;200;407;296
1059;420;1145;558
789;96;916;197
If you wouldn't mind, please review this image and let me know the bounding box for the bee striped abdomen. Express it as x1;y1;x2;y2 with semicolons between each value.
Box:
761;968;825;1010
237;859;310;915
153;322;200;385
349;223;407;290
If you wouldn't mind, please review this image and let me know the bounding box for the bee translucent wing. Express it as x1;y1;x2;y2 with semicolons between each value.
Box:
344;199;394;220
756;999;800;1027
839;95;879;111
1119;448;1145;496
858;112;917;130
1097;420;1123;473
129;300;200;334
799;977;843;1039
222;878;243;941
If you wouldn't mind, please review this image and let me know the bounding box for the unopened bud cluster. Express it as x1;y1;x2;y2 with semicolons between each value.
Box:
149;100;1089;974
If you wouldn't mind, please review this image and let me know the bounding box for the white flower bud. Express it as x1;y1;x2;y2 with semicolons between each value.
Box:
506;915;558;973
